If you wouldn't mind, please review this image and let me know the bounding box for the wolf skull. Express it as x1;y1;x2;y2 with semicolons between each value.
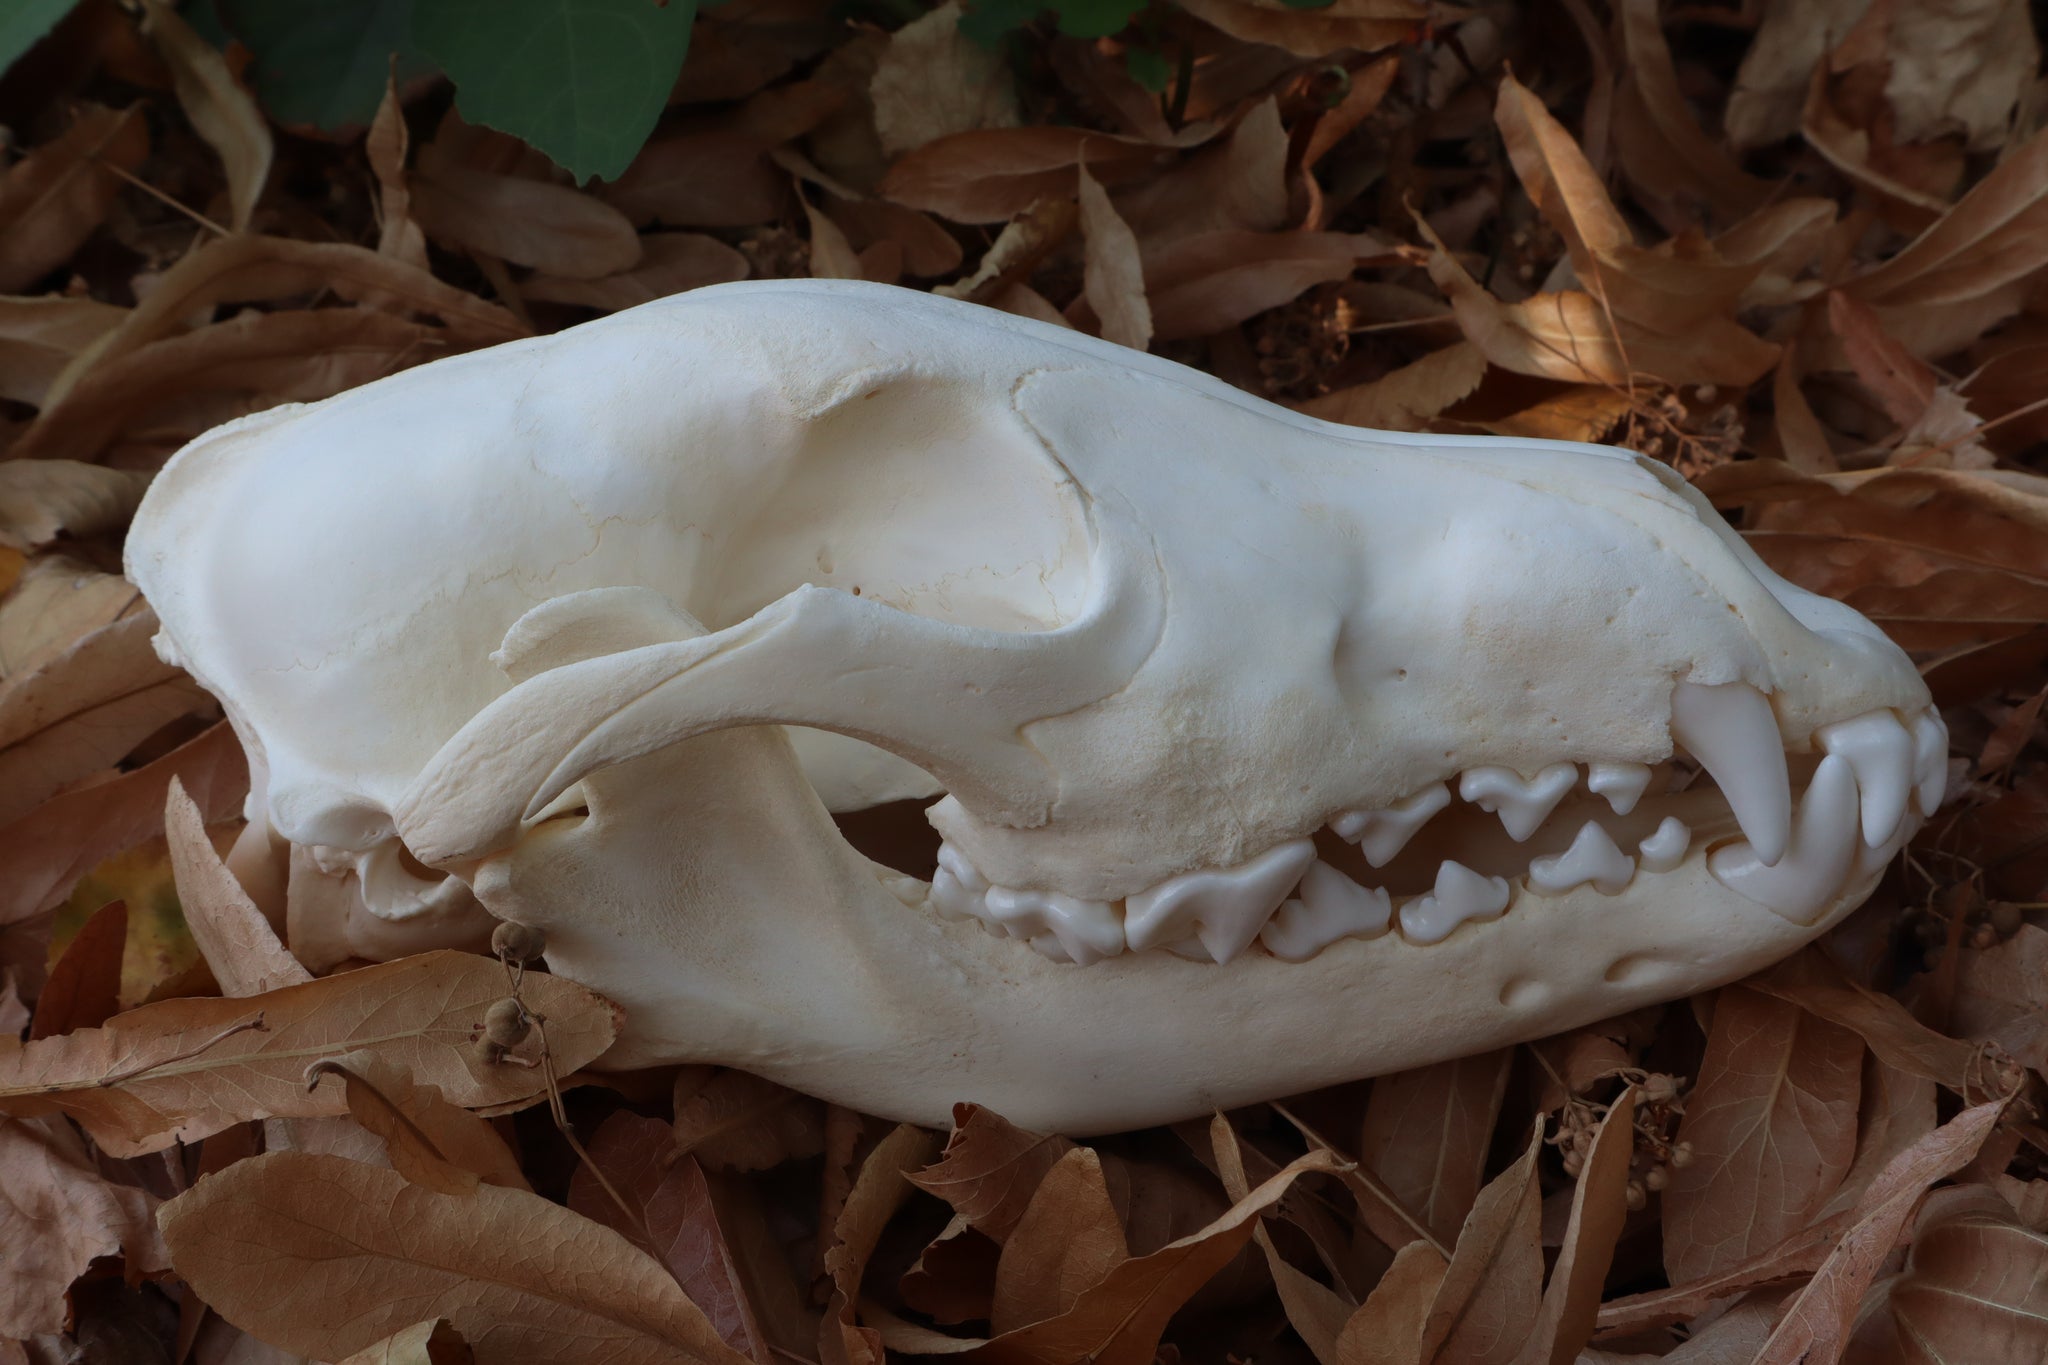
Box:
125;280;1940;1134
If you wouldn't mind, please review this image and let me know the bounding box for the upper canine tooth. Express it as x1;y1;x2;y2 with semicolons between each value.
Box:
1457;762;1577;841
1399;861;1510;945
1526;821;1635;895
1910;710;1948;816
1260;862;1392;962
1586;761;1653;815
1670;681;1792;868
1817;710;1913;847
1125;839;1316;964
982;886;1125;966
1706;753;1860;925
1332;784;1453;867
1636;817;1690;873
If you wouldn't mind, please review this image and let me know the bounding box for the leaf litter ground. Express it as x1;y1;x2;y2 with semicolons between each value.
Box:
4;0;2048;1361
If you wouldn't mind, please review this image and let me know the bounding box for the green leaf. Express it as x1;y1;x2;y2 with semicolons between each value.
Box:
411;0;695;183
1124;44;1168;93
1048;0;1143;38
219;0;434;129
0;0;82;77
1278;0;1337;9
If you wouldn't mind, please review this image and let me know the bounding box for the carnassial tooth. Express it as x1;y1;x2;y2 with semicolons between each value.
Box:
1398;861;1510;945
1125;839;1316;964
1457;762;1578;840
1586;761;1653;815
1910;710;1948;816
1817;710;1913;847
1526;821;1634;895
1260;862;1392;962
935;842;990;893
1707;753;1860;925
1331;784;1453;867
982;886;1126;966
1636;817;1690;873
929;868;986;922
1670;681;1792;868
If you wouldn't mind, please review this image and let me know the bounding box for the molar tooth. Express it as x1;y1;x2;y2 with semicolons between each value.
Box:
1636;817;1690;873
1331;784;1452;866
1910;709;1948;816
1817;710;1914;847
1027;933;1074;964
935;842;990;893
1457;762;1578;841
1125;839;1316;964
1707;753;1860;925
929;842;993;922
981;886;1125;966
1526;821;1635;896
1260;862;1392;962
1586;761;1653;815
1670;681;1792;868
1398;861;1510;945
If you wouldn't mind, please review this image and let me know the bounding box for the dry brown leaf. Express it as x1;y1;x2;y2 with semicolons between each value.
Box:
1077;161;1150;352
602;133;788;228
160;1150;748;1364
0;949;618;1155
1304;343;1487;432
990;1146;1128;1333
1147;229;1386;341
1748;949;1979;1093
802;190;866;279
164;777;306;997
0;460;148;553
1115;97;1291;249
1884;0;2038;150
1614;0;1773;219
910;1103;1077;1243
870;0;1019;157
1169;0;1417;60
335;1318;475;1365
412;151;641;279
825;1121;944;1365
0;557;140;681
569;1110;771;1363
1753;1099;2005;1364
0;721;245;928
307;1049;528;1197
0;104;148;293
141;0;271;232
1725;0;1867;147
1211;1113;1353;1363
1851;1184;2048;1363
0;1113;169;1337
1419;1121;1544;1365
1358;1051;1512;1250
1482;385;1635;445
1949;924;2048;1075
1662;988;1864;1284
1512;1089;1635;1365
673;1066;826;1171
368;78;429;273
28;898;126;1042
881;127;1173;224
1336;1240;1449;1365
524;232;750;310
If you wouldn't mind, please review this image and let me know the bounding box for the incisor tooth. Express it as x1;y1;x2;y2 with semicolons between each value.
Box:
1458;762;1577;840
1910;710;1948;816
982;886;1125;965
1332;784;1453;867
1586;761;1653;815
1707;753;1859;925
1399;861;1510;945
1817;710;1913;847
1260;862;1392;962
1526;821;1634;895
1636;817;1690;873
1670;681;1791;868
1125;839;1316;964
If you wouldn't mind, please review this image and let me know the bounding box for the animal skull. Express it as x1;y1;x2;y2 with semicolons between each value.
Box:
126;280;1941;1134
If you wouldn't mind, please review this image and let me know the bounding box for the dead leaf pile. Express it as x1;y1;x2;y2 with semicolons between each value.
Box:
7;0;2048;1359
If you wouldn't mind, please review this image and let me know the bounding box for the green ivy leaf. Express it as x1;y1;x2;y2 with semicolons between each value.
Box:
0;0;82;78
1047;0;1144;38
411;0;696;183
1124;44;1169;93
219;0;434;129
957;0;1042;47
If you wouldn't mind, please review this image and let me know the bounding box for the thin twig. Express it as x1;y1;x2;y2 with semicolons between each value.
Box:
1270;1100;1450;1258
97;159;230;238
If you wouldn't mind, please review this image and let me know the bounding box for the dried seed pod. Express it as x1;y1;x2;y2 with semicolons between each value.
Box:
1562;1150;1583;1177
485;996;531;1048
1991;901;2024;936
1644;1164;1668;1192
1625;1179;1647;1211
492;920;547;963
1671;1140;1694;1169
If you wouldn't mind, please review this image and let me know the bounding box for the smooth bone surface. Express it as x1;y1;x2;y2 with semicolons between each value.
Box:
126;280;1938;1134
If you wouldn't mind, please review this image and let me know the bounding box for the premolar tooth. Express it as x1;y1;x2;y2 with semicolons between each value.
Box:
1910;710;1948;816
1457;762;1578;841
1636;817;1690;873
1817;710;1913;847
1526;821;1635;895
1260;862;1392;962
1707;753;1860;925
1586;761;1653;815
982;886;1125;965
1125;839;1316;964
1399;861;1510;945
1332;784;1453;867
1670;681;1792;868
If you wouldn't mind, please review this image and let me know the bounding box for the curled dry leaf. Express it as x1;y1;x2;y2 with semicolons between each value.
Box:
603;133;789;229
673;1065;826;1171
1303;343;1487;433
869;0;1019;157
0;1114;170;1337
28;898;125;1041
1335;1239;1448;1365
1147;230;1388;342
305;1049;529;1197
910;1103;1078;1243
140;0;271;233
881;127;1174;224
1076;162;1150;352
1357;1050;1512;1250
0;460;148;552
0;103;148;293
1210;1113;1353;1362
1170;0;1418;60
1662;987;1864;1284
1748;949;1979;1093
410;148;643;279
163;776;307;997
1852;1185;2048;1363
335;1318;475;1365
1512;1088;1636;1365
990;1145;1128;1334
1418;1122;1545;1365
159;1151;750;1365
0;949;619;1155
825;1121;944;1365
523;233;751;310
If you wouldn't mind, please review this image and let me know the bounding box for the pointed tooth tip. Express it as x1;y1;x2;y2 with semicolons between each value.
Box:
1671;680;1792;868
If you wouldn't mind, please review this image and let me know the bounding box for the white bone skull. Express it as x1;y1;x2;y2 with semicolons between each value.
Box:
126;280;1942;1134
